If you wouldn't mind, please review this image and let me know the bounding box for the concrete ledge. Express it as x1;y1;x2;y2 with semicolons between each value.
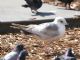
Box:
0;0;80;33
0;0;80;23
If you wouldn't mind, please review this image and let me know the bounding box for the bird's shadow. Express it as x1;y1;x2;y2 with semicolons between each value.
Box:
21;4;55;16
32;12;55;17
57;7;77;11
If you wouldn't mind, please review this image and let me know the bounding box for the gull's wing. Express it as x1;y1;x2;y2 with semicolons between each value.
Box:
40;23;60;38
11;22;51;33
11;22;60;39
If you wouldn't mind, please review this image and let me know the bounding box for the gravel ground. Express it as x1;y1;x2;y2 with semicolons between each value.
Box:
0;27;80;60
0;0;80;60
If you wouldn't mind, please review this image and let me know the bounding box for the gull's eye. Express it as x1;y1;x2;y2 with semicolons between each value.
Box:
60;20;63;23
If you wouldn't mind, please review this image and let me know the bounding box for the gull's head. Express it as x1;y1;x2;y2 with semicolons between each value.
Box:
54;17;68;25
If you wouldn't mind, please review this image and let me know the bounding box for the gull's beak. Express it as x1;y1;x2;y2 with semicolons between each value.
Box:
65;22;68;25
64;20;68;25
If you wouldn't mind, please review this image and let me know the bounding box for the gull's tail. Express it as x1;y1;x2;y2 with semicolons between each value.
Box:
11;23;28;30
11;23;37;33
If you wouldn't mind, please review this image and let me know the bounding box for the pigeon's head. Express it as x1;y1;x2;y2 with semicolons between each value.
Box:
31;9;37;14
65;48;75;57
15;44;24;53
54;17;68;25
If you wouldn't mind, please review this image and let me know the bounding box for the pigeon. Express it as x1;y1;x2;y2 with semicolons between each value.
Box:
58;0;74;9
23;0;42;14
0;44;28;60
54;48;76;60
70;2;80;11
18;50;28;60
11;17;68;40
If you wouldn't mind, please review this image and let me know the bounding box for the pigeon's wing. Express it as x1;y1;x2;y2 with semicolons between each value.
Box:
55;55;76;60
55;57;60;60
4;51;18;60
63;57;77;60
71;57;76;60
55;55;64;60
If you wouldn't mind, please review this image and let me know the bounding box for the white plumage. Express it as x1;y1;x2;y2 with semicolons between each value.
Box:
12;17;68;40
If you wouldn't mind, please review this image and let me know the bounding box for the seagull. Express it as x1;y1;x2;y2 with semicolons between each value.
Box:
0;44;28;60
54;48;76;60
11;17;68;40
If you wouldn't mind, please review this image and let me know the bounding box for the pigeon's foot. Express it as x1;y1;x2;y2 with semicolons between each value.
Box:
31;10;38;14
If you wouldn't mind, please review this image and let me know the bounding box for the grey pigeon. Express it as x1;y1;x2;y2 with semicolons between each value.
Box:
12;17;68;40
58;0;74;9
0;44;28;60
23;0;42;14
18;50;28;60
55;48;76;60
